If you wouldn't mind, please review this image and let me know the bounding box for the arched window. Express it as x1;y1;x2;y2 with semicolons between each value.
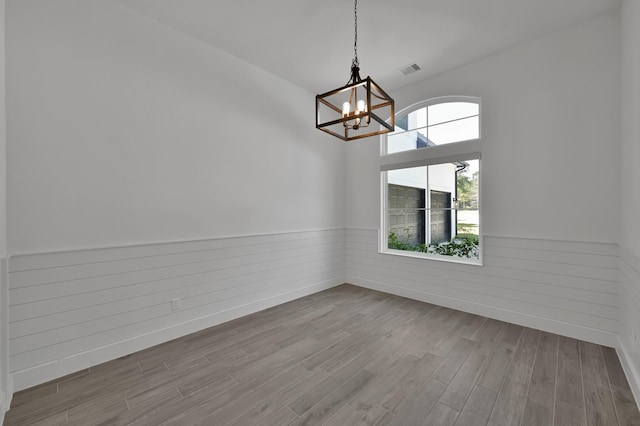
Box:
380;97;481;264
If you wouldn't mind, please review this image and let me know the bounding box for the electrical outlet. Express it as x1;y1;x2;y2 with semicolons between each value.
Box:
171;298;181;311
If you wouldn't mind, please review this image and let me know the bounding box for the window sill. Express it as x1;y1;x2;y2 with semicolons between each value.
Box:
379;248;483;266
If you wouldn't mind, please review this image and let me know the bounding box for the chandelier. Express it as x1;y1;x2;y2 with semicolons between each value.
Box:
315;0;395;141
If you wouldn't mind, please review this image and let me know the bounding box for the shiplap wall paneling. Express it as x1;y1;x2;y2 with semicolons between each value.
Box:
8;229;345;391
346;228;619;347
619;248;640;406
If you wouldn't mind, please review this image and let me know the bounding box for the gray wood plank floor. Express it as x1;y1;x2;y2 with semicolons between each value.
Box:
4;284;640;426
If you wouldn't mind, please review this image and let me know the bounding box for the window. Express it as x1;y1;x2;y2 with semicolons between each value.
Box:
381;97;481;264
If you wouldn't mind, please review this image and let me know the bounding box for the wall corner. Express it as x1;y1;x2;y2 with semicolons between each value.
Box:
0;258;10;422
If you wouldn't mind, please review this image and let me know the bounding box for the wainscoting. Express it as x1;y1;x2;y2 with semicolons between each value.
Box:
4;227;640;412
619;247;640;407
0;258;9;423
7;229;346;392
346;228;620;348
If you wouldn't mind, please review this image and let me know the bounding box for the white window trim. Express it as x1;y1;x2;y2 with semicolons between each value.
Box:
379;96;483;266
380;95;482;157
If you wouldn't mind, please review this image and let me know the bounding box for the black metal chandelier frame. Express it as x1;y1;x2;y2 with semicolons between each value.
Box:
315;0;395;141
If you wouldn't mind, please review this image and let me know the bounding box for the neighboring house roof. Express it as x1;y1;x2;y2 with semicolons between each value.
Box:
416;132;435;148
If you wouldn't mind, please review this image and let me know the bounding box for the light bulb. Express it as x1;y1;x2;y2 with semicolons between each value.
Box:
342;102;350;117
357;99;366;113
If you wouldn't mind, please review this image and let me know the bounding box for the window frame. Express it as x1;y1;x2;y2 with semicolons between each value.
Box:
379;96;483;266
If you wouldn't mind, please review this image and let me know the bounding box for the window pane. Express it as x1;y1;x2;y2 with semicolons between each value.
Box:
388;184;426;247
385;159;480;261
457;210;479;236
386;101;479;154
388;166;427;189
456;159;479;209
407;107;427;131
428;116;479;145
428;102;479;126
387;129;428;154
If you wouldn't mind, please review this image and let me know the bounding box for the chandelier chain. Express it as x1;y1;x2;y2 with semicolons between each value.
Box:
353;0;359;67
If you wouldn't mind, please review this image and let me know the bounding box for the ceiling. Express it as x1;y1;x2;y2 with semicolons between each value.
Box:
112;0;621;93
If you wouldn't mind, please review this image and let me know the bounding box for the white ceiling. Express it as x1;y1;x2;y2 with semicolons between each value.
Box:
113;0;621;93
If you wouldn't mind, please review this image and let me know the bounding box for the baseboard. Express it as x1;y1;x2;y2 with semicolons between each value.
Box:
0;381;11;424
348;277;618;348
0;363;10;424
1;391;5;425
618;333;640;409
11;278;343;392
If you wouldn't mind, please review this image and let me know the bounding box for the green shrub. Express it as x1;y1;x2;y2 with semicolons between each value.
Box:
388;232;420;251
388;232;479;259
455;233;479;244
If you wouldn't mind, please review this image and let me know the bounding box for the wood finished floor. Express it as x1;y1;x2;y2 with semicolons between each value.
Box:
4;284;640;426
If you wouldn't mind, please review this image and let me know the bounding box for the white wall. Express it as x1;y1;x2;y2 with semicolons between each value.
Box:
6;0;345;254
621;1;640;256
428;163;456;195
5;0;346;392
0;0;5;257
347;12;620;242
0;0;9;421
346;10;622;349
619;0;640;407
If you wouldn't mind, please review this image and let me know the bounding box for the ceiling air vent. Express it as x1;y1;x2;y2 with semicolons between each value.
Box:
399;63;421;76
